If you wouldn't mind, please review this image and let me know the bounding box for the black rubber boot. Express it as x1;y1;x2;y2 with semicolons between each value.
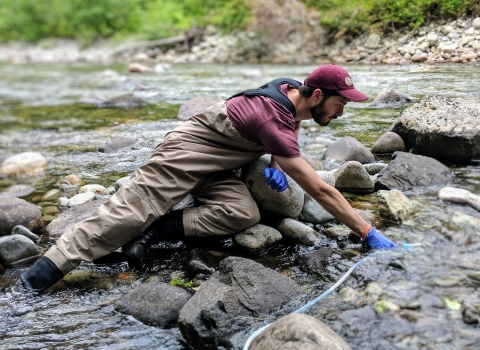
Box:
19;256;64;291
122;210;185;268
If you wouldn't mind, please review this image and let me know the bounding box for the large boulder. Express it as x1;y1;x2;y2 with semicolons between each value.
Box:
0;198;44;236
242;155;304;219
324;136;375;165
178;257;307;350
375;152;453;191
390;96;480;163
249;313;352;350
114;282;192;328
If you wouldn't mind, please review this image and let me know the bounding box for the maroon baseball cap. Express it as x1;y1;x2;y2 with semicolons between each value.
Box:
304;64;368;102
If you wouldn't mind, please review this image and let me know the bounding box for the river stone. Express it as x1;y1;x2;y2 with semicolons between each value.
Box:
0;184;36;198
177;256;307;350
0;197;43;236
54;174;84;188
390;96;480;163
234;223;283;254
369;88;418;108
375;152;453;191
97;93;147;108
438;186;480;212
97;135;139;153
242;155;304;219
114;175;132;190
324;136;375;164
371;131;406;155
364;163;388;175
249;313;352;350
473;17;480;29
79;184;107;194
46;198;108;239
177;96;223;121
364;33;381;49
11;225;40;243
0;234;40;266
114;282;192;328
67;192;96;207
297;247;333;275
277;218;320;246
0;152;47;177
377;189;413;223
301;171;335;224
334;161;375;194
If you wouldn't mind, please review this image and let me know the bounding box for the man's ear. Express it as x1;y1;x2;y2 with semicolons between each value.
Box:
313;89;323;103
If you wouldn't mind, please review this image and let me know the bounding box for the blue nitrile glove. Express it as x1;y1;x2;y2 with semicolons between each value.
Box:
364;227;397;249
264;167;288;192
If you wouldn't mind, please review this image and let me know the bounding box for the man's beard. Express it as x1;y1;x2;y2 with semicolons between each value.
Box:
311;99;332;126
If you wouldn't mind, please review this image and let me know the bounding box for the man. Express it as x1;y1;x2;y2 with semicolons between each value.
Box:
16;63;396;292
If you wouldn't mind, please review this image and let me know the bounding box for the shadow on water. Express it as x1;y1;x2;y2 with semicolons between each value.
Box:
1;62;480;349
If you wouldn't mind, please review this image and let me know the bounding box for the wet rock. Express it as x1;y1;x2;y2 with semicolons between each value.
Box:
0;184;36;198
297;247;333;274
377;189;414;224
178;256;307;350
0;234;40;266
375;152;453;191
371;131;407;155
438;186;480;212
323;226;351;240
67;192;96;207
97;93;147;108
324;136;375;164
97;135;139;153
249;313;352;350
390;96;480;163
234;223;283;255
114;282;192;328
364;162;388;175
177;96;223;121
185;249;226;278
46;198;108;239
398;309;427;322
301;171;335;224
0;152;47;177
334;161;375;194
242;155;304;219
278;218;320;246
0;197;44;236
79;184;107;195
11;225;40;243
128;62;153;73
54;174;84;188
461;302;480;324
369;88;418;108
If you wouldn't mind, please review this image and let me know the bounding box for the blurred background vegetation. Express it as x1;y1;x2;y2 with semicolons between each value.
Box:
0;0;478;45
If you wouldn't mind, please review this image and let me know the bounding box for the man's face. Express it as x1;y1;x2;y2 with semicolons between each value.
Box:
311;95;349;126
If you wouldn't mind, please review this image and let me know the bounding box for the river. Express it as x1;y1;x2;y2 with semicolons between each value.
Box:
0;62;479;349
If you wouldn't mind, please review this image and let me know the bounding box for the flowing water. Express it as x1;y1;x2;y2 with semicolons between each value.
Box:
0;62;480;349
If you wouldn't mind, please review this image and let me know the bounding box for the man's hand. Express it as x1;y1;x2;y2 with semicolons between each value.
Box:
264;167;288;192
364;227;397;249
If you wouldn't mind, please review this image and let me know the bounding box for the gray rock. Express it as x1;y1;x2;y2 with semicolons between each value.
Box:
371;131;407;155
178;257;307;350
375;152;453;191
242;155;304;219
324;136;375;164
473;17;480;30
277;218;320;246
114;175;132;190
377;189;414;223
67;192;96;207
297;247;333;275
0;184;36;198
390;96;480;162
11;225;40;243
0;234;40;266
438;186;480;212
0;197;44;236
234;223;283;254
249;313;352;350
177;96;223;121
369;88;418;108
46;198;108;240
364;34;381;49
322;226;351;240
364;163;388;175
301;171;335;224
334;161;375;194
97;135;139;153
114;282;192;328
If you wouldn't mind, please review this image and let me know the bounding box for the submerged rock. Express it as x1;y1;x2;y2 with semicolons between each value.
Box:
438;186;480;212
369;88;418;108
377;189;414;223
97;135;139;153
324;136;375;164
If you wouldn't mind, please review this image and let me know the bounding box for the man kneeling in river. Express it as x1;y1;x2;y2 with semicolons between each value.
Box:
13;63;397;292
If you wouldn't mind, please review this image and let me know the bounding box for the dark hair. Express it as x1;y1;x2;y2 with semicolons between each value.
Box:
299;85;341;99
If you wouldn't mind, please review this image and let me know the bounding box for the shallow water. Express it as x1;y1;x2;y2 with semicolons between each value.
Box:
1;62;480;349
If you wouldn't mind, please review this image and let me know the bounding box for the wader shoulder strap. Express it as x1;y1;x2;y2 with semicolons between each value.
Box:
228;78;301;116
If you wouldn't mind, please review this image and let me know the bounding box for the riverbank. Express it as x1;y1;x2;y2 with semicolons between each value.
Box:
0;16;479;66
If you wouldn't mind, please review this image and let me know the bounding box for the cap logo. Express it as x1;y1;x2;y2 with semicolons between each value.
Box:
345;77;353;86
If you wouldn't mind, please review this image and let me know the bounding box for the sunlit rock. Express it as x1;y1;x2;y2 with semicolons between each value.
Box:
377;189;414;224
249;313;352;350
0;152;47;177
438;186;480;212
371;131;406;155
54;174;84;188
79;184;107;195
67;192;95;207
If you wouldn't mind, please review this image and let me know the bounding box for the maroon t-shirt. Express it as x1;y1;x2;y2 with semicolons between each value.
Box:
226;84;301;158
